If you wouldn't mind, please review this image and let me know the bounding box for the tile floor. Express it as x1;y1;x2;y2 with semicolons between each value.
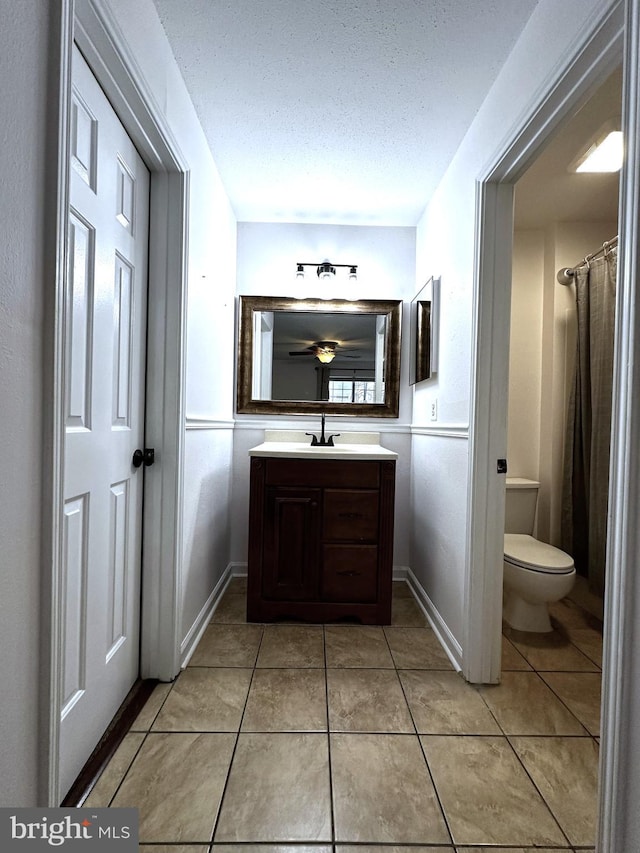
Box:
85;578;602;852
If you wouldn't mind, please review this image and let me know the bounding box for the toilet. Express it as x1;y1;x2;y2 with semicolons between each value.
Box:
503;477;576;632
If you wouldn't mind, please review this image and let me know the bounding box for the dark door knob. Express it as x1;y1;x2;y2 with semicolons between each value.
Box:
132;448;155;468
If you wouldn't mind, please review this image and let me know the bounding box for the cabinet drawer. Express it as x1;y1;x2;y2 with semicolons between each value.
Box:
266;458;380;488
323;489;379;541
322;545;378;602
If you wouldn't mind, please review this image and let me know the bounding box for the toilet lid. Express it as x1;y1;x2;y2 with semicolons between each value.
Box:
504;534;574;573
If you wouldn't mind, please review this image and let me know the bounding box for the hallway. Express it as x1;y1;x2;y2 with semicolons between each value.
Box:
84;579;601;849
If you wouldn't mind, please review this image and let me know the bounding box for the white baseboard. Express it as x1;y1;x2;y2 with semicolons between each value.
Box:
392;564;409;581
229;561;248;578
180;562;461;672
403;567;463;672
180;564;234;668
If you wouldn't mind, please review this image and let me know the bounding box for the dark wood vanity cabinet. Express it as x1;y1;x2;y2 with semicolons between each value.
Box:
247;457;396;624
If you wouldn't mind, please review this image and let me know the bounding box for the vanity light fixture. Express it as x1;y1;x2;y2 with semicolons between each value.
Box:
295;260;358;281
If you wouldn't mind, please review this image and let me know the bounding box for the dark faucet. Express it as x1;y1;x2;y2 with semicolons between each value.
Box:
306;413;341;447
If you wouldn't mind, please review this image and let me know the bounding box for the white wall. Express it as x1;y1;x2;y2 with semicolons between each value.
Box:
104;0;238;651
0;0;50;808
231;223;416;569
508;231;545;481
509;221;617;546
411;0;606;645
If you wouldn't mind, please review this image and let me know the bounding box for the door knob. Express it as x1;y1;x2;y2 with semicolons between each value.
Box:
132;448;155;468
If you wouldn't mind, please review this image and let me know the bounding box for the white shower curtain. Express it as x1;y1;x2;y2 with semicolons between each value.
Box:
561;246;617;597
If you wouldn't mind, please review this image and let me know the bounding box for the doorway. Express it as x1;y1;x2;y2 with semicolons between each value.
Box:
509;66;621;610
58;44;151;799
466;0;640;848
45;2;189;805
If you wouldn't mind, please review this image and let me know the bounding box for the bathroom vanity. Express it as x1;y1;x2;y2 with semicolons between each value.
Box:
246;431;397;624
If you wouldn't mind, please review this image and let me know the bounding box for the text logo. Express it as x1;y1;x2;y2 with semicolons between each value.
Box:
1;809;137;851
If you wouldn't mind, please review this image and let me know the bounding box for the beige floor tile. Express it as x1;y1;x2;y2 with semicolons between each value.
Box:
256;625;325;668
130;682;172;731
421;735;566;846
384;627;453;669
213;847;331;852
508;629;599;672
331;733;449;844
501;635;533;670
564;625;603;667
226;576;248;594
327;668;413;733
84;732;145;806
478;671;587;735
510;735;599;847
540;671;601;735
211;592;248;623
338;847;452;852
111;732;235;843
152;667;252;732
391;596;428;626
189;623;263;667
460;849;570;853
391;580;413;598
551;595;603;629
324;625;394;668
399;670;501;735
214;733;331;842
140;848;208;852
241;668;327;732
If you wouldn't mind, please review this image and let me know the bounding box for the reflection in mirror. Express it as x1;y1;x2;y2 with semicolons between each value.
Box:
237;296;402;417
410;276;440;384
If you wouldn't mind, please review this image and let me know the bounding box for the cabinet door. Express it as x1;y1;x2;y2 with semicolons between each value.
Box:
262;486;321;601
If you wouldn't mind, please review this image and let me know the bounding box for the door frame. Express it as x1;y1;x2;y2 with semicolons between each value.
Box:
41;0;189;805
466;0;640;846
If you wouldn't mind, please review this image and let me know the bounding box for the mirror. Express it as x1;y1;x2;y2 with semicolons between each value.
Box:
410;276;440;384
236;296;402;416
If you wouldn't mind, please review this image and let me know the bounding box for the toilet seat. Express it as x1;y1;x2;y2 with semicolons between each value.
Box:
504;533;574;574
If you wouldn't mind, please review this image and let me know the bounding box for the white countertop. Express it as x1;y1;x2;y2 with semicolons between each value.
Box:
248;429;398;460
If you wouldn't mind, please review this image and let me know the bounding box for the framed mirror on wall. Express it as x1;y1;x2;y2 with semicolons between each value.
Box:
410;276;440;384
236;296;402;417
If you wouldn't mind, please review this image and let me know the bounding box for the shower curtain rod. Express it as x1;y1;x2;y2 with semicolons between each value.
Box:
556;235;618;285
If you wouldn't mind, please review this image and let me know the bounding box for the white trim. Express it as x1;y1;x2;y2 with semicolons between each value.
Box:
44;0;190;805
180;564;235;668
598;1;640;847
233;418;413;433
41;0;74;808
185;417;235;430
404;568;463;672
411;424;469;439
228;561;249;577
392;564;409;582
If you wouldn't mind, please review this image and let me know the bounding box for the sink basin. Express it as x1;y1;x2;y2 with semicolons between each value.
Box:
248;441;397;461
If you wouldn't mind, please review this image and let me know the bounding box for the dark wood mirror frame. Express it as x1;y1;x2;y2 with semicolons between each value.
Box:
236;295;402;417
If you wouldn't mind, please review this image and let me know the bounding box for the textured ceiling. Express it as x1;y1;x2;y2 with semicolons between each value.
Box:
152;0;539;225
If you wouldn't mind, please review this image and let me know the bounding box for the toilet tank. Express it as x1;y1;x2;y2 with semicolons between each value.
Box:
505;477;539;534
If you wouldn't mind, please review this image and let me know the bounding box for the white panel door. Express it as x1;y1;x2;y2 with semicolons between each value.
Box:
59;45;149;799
